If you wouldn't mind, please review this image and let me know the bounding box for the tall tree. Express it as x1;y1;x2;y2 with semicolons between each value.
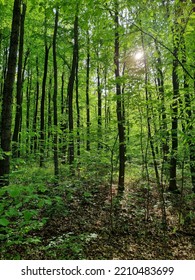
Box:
0;0;21;186
154;39;169;183
39;6;51;167
97;49;102;150
53;8;59;177
67;10;79;166
25;67;32;156
31;56;40;153
40;43;50;167
75;32;80;157
114;0;126;195
12;3;27;158
169;4;180;192
86;30;90;152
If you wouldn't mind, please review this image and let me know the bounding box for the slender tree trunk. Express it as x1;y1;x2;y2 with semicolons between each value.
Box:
25;68;32;157
169;19;180;192
0;0;21;186
31;56;39;153
86;31;90;152
0;31;2;97
40;44;50;167
48;78;52;134
104;67;108;131
1;47;8;97
75;38;80;157
97;57;102;150
181;34;195;193
114;0;126;195
46;76;52;155
53;9;59;177
67;12;78;166
141;30;167;230
154;40;169;182
12;3;26;158
60;69;68;163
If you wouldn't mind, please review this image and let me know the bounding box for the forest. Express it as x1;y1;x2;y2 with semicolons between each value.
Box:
0;0;195;260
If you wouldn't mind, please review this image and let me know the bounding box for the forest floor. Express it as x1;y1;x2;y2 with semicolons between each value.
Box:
38;180;195;260
1;163;195;260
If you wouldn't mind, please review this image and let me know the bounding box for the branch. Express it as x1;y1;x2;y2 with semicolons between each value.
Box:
133;23;194;80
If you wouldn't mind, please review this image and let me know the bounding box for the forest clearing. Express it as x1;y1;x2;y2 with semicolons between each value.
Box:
0;0;195;260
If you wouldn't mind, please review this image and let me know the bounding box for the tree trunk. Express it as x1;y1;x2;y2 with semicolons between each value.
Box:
46;76;52;155
86;31;90;152
0;0;21;186
169;16;180;192
31;56;40;153
25;68;32;156
75;35;80;157
60;69;68;163
53;9;59;177
97;56;102;150
180;32;195;193
40;44;50;167
154;40;169;182
67;12;78;166
12;3;26;158
0;31;2;97
114;0;126;196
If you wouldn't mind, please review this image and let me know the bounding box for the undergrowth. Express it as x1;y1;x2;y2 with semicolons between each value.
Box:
0;159;194;259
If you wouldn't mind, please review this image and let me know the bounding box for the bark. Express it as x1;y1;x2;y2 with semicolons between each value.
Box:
114;0;126;195
169;50;179;191
47;77;52;144
31;56;39;153
40;44;50;167
0;44;9;103
0;0;21;186
67;13;78;166
86;31;90;152
0;31;2;97
59;69;68;163
169;15;180;192
97;56;102;150
75;37;80;157
25;70;32;156
53;9;59;177
181;33;195;193
12;3;27;158
154;40;169;181
61;70;65;115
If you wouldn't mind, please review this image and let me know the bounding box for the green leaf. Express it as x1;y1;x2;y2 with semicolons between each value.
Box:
38;200;45;208
6;208;19;218
23;210;37;221
7;188;21;198
0;218;9;227
4;151;12;157
45;199;52;205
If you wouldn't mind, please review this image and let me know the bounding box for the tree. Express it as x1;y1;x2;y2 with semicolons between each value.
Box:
39;7;51;167
168;7;180;192
114;0;126;195
67;9;79;167
53;8;59;177
12;3;27;158
0;0;21;186
85;30;90;152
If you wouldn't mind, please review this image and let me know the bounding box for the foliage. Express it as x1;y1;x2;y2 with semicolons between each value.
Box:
0;0;195;260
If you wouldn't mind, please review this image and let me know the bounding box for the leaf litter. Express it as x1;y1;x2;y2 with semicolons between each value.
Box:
2;179;195;260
